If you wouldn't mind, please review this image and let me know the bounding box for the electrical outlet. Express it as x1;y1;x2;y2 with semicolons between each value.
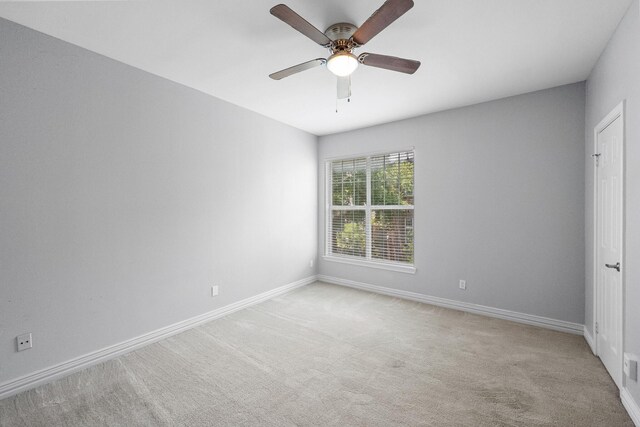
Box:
624;353;638;381
309;259;314;268
17;333;32;352
459;280;467;290
211;285;219;297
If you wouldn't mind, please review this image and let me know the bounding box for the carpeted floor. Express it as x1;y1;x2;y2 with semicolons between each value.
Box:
0;282;633;426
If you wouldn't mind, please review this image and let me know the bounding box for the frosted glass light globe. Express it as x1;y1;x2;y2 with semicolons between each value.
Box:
327;51;358;77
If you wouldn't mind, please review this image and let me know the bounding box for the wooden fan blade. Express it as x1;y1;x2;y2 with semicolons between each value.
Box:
270;4;332;47
269;58;327;80
337;76;351;99
358;53;420;74
352;0;414;46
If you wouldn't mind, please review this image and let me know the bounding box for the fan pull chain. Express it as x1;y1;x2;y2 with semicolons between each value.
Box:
335;97;352;113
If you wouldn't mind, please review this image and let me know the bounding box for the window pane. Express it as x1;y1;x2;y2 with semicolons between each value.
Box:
332;161;343;205
331;210;366;258
371;156;385;205
354;168;367;206
332;158;366;206
371;151;414;206
371;209;414;263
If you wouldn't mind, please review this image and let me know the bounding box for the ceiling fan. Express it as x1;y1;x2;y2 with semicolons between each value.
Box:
269;0;421;100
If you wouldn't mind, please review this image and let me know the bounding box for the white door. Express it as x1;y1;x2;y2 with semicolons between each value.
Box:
595;106;624;388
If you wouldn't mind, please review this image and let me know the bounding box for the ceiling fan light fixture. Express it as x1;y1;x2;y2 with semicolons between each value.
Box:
327;51;359;77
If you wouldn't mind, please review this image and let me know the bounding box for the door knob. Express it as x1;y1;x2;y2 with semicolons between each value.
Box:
605;262;620;272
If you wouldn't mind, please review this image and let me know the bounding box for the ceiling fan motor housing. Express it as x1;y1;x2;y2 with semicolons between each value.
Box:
325;23;358;52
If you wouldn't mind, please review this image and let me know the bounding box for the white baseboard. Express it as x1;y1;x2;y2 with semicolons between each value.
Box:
622;388;640;426
583;325;596;354
318;275;584;335
0;275;317;400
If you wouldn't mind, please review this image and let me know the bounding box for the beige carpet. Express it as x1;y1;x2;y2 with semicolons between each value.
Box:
0;282;633;426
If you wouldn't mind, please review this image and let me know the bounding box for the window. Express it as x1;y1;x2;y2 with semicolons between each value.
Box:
326;150;415;272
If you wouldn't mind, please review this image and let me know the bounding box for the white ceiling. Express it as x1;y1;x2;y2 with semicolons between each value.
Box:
0;0;632;135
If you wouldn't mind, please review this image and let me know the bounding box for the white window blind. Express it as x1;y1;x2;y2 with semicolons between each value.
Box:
327;151;414;266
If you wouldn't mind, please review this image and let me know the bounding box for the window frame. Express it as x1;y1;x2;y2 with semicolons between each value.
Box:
324;148;416;274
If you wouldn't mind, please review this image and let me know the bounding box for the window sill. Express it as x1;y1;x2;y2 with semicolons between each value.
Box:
322;255;416;274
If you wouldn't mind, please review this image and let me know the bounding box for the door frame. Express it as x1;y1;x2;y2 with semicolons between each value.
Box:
591;101;625;387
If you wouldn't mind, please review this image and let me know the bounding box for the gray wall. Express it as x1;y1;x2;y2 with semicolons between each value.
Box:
0;18;318;384
585;0;640;405
318;83;586;324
